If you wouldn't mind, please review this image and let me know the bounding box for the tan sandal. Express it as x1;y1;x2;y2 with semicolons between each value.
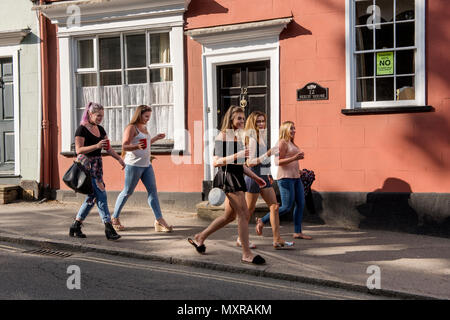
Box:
293;233;312;240
154;220;173;233
273;241;294;250
111;218;125;231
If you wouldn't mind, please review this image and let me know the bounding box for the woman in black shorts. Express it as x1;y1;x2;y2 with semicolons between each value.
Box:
188;106;267;265
244;111;294;249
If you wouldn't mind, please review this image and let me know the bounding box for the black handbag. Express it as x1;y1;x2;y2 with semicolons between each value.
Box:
62;161;93;195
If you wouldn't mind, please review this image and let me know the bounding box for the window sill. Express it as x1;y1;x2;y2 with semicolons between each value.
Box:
341;106;434;115
60;143;175;157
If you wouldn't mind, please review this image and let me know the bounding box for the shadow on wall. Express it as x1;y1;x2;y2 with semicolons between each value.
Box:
279;19;312;40
357;178;450;237
185;0;228;20
357;178;418;233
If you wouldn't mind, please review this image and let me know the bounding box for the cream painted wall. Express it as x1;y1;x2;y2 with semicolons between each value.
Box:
0;0;41;182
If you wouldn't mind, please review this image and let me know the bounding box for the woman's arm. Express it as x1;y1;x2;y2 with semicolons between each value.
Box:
151;133;165;144
275;140;303;166
213;150;248;168
212;133;248;168
106;143;125;169
243;165;266;188
75;136;104;155
121;125;141;152
246;137;265;168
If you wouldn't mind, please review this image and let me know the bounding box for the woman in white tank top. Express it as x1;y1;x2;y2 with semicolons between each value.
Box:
112;105;173;232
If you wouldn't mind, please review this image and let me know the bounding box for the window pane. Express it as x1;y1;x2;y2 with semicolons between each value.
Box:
356;26;373;51
396;0;415;21
127;70;147;84
150;33;170;64
77;73;97;87
100;71;121;86
100;85;122;107
396;50;415;74
126;34;146;68
150;68;173;82
125;84;148;106
78;40;94;69
376;23;394;49
355;0;373;26
248;67;266;86
99;37;121;70
76;74;97;108
149;82;173;105
376;77;394;101
396;22;415;47
396;76;415;100
357;78;374;102
222;68;241;88
356;53;374;77
375;0;394;22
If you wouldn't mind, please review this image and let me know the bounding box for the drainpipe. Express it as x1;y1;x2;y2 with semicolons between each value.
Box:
39;0;51;198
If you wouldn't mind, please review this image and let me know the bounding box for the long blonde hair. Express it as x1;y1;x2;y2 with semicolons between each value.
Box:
279;121;296;145
121;105;152;157
220;105;245;132
245;111;266;145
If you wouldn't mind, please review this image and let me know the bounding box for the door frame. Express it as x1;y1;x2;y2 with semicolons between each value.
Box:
0;46;21;176
202;39;280;182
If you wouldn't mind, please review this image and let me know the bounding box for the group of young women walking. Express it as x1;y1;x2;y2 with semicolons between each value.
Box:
69;103;172;240
69;103;311;265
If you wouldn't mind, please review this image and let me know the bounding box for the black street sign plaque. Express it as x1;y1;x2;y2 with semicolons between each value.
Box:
297;82;329;101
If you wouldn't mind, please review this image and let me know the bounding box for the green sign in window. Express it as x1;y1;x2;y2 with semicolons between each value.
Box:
376;52;394;75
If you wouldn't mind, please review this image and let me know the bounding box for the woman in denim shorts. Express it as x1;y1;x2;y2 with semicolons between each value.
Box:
244;112;294;249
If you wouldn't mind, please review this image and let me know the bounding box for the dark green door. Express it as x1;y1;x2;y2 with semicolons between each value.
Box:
0;58;15;174
217;60;270;142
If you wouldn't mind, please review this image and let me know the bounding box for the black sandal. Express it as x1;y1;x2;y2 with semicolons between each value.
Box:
187;238;206;254
241;254;266;265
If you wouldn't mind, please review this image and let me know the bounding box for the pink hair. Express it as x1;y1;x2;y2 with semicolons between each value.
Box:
80;102;104;125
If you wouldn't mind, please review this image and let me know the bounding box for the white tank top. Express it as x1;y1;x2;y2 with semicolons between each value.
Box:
124;126;151;167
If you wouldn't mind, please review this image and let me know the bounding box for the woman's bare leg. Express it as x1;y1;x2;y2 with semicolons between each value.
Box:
260;187;282;244
194;197;236;246
245;192;259;222
227;191;254;261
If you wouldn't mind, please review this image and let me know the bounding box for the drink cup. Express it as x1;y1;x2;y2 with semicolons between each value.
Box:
103;139;110;150
139;138;147;149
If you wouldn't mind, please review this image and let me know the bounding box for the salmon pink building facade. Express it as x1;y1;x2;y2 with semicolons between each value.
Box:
35;0;449;236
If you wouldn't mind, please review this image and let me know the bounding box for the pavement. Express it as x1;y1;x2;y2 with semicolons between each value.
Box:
0;200;449;300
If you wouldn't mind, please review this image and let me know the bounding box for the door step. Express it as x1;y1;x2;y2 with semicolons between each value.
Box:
0;184;20;204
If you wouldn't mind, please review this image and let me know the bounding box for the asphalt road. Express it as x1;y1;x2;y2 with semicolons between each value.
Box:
0;241;390;301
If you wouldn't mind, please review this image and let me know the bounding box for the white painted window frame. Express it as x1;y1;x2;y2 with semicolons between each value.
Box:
345;0;426;109
59;21;186;153
0;46;21;176
73;30;176;141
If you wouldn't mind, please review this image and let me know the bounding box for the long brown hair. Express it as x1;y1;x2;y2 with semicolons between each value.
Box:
244;111;266;145
121;105;152;157
128;105;152;127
